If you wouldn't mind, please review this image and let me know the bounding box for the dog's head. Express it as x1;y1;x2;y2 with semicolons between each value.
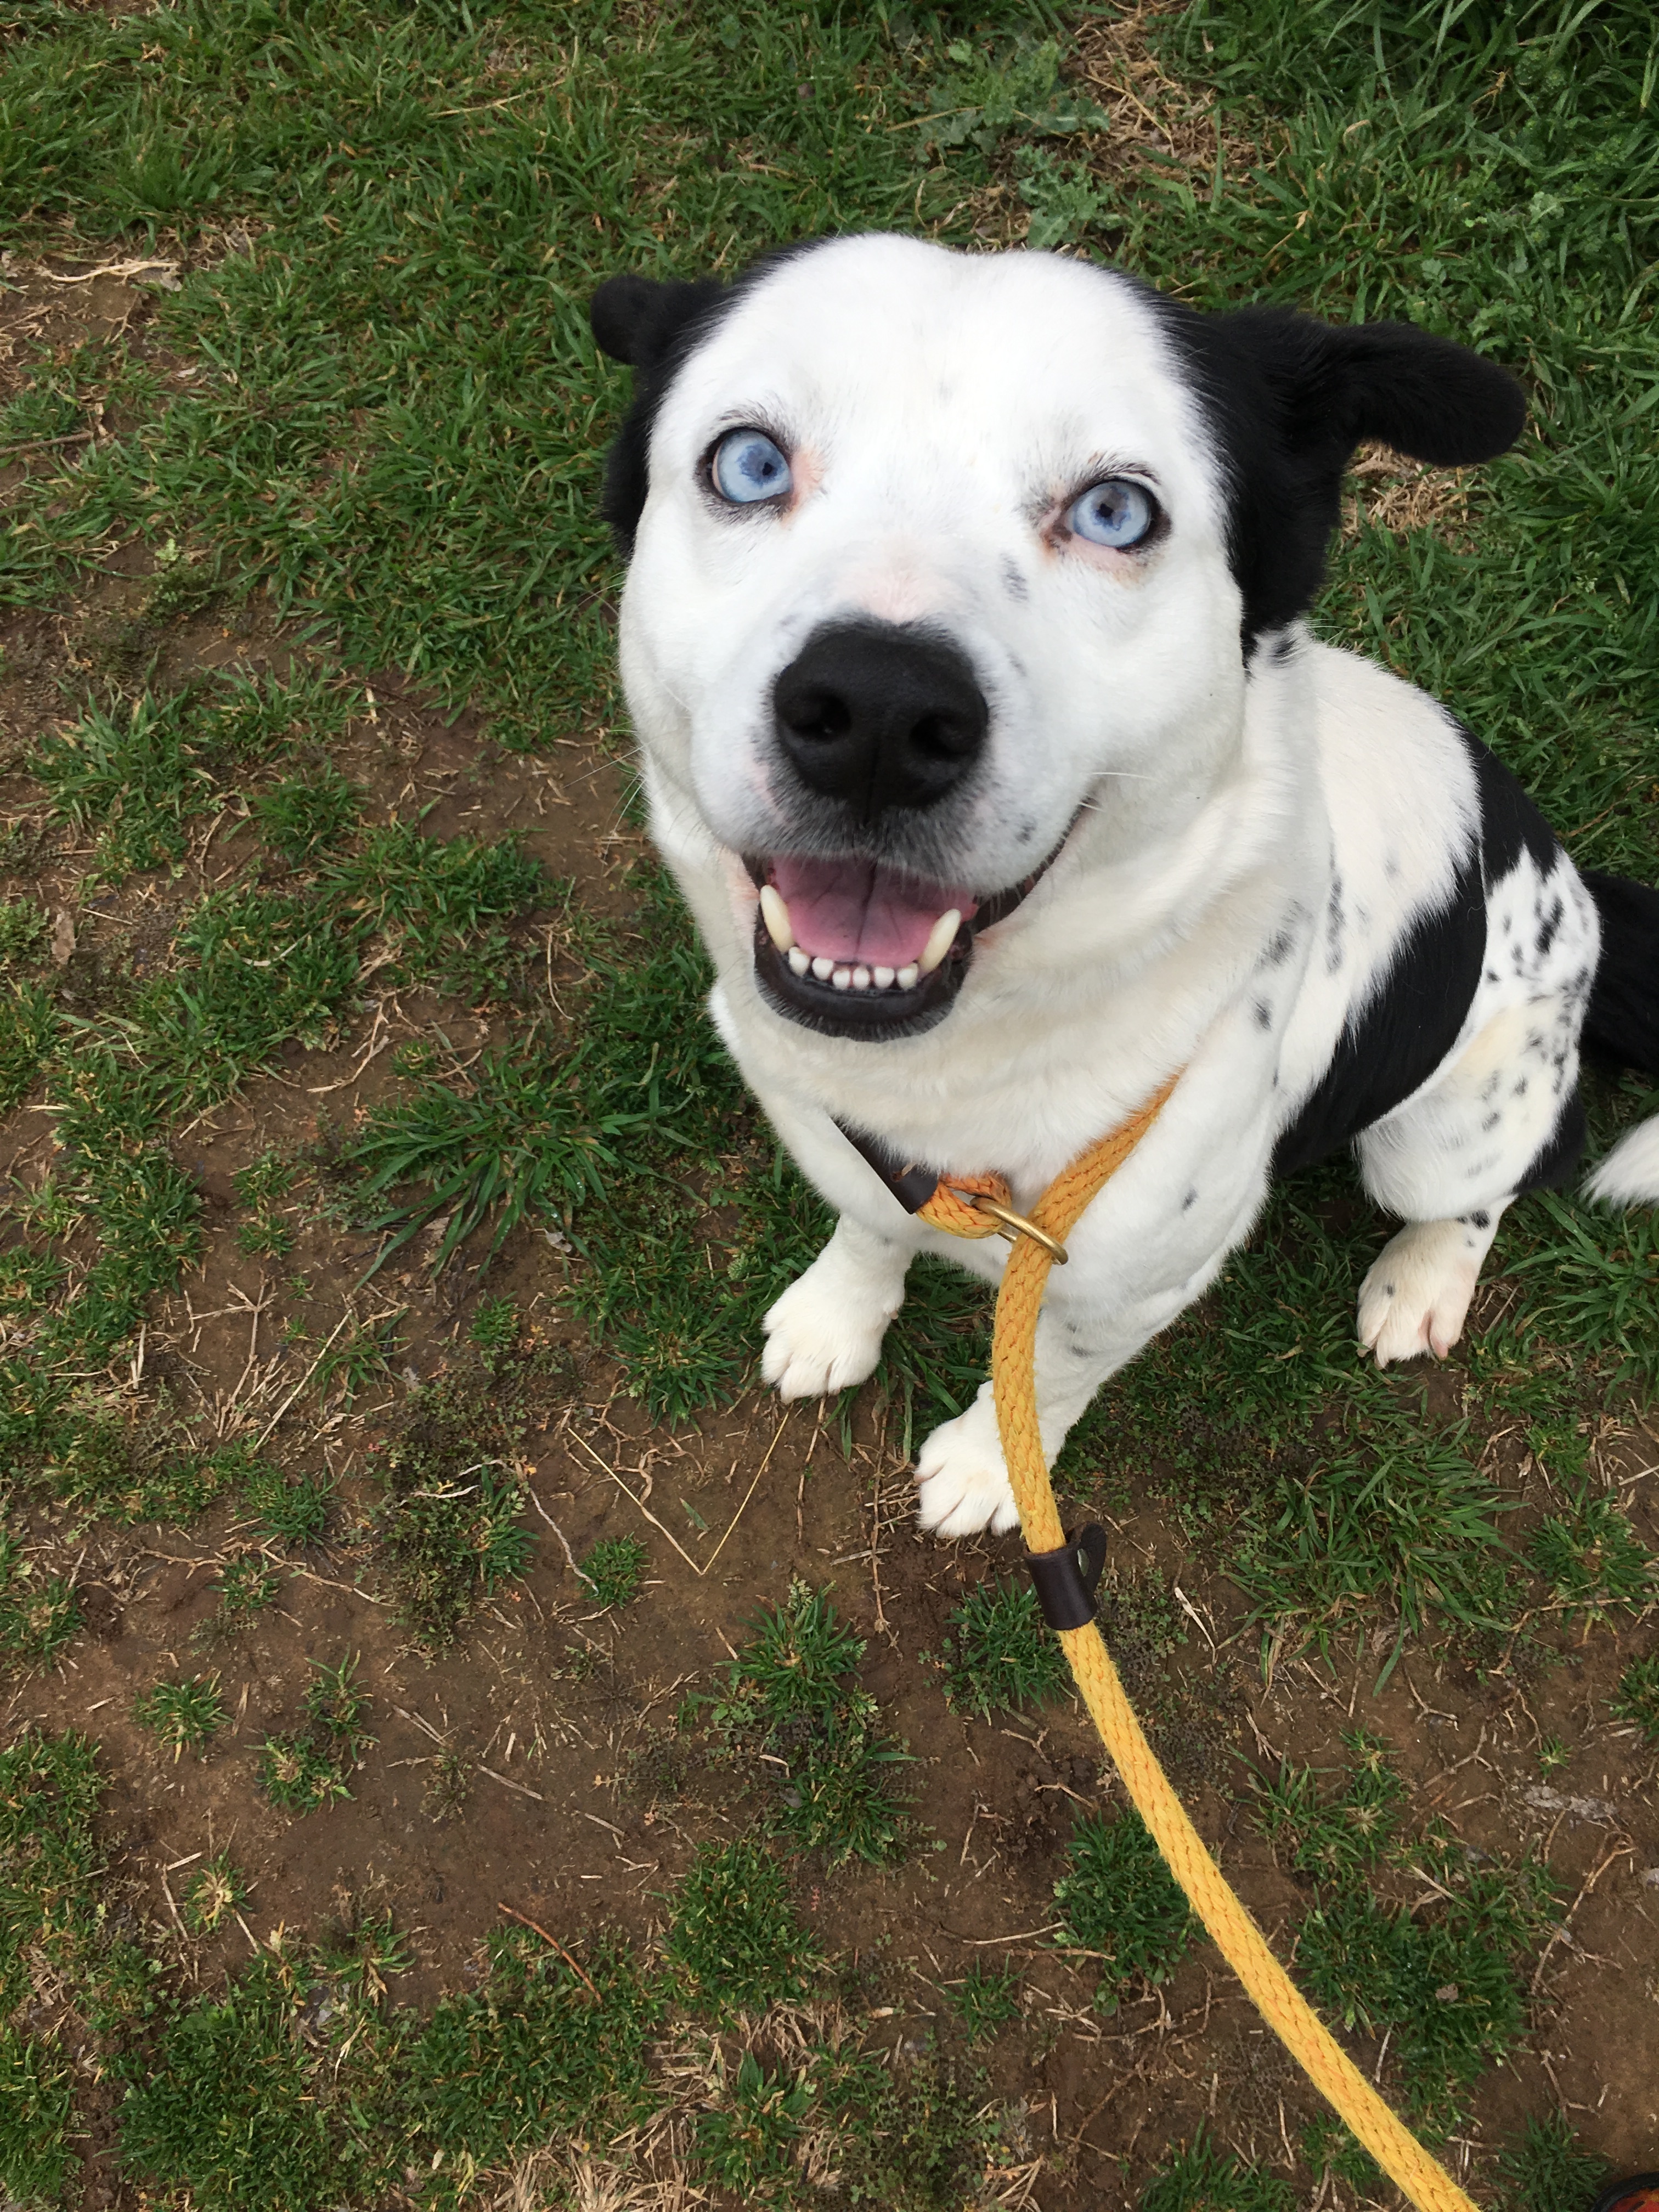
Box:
592;237;1524;1042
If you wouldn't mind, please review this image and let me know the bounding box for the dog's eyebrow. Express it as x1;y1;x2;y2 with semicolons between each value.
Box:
1074;456;1162;489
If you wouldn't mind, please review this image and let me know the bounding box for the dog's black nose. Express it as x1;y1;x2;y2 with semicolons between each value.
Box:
772;622;988;818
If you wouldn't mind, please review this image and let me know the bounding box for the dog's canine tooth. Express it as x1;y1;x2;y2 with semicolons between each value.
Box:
788;947;810;977
895;962;919;990
759;884;795;952
811;955;834;981
831;966;852;989
872;965;895;989
917;909;962;977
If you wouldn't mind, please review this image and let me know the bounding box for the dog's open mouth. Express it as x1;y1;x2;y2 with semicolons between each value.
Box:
745;840;1065;1040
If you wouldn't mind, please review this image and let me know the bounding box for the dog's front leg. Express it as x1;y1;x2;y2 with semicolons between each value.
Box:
914;1283;1198;1538
761;1212;913;1399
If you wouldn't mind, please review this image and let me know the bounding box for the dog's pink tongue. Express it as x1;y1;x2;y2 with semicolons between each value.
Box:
770;856;975;966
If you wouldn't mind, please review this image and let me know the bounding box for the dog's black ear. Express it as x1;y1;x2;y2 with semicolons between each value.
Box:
590;272;730;554
590;273;725;371
1167;303;1527;649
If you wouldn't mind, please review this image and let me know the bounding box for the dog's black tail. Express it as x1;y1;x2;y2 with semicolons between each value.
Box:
1582;869;1659;1205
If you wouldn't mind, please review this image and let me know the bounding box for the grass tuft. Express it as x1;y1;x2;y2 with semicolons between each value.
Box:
1053;1809;1194;2015
579;1534;648;1611
1612;1654;1659;1744
1496;2110;1612;2212
932;1576;1069;1720
133;1673;224;1761
666;1836;819;2020
707;1579;914;1867
943;1960;1021;2045
1138;2128;1294;2212
258;1655;373;1815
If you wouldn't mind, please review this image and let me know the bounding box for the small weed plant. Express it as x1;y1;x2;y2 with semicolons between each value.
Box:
580;1534;647;1611
667;1837;819;2019
933;1576;1068;1720
1053;1809;1194;2015
244;1468;334;1547
1612;1654;1659;1743
945;1960;1020;2045
0;1536;80;1662
1138;2128;1294;2212
694;2051;811;2196
133;1673;224;1760
181;1851;247;1936
708;1579;914;1866
1496;2111;1611;2212
258;1656;373;1814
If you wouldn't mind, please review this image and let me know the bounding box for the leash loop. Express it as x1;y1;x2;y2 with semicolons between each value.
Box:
1026;1523;1107;1629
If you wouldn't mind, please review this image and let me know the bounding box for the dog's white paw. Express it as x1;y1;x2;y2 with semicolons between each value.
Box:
760;1262;894;1400
1357;1220;1481;1365
915;1389;1020;1538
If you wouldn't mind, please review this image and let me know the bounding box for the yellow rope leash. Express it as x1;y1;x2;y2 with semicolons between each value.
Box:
915;1079;1481;2212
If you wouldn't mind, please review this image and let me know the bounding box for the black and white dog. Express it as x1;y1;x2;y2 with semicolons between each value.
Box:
590;235;1659;1539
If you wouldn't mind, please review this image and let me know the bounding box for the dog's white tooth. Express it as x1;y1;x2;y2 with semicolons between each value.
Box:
851;966;871;990
872;966;895;989
811;956;834;981
831;966;852;990
759;884;794;952
788;947;810;977
895;963;919;990
917;908;962;977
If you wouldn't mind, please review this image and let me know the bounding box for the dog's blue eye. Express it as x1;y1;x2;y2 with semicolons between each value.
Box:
712;428;792;505
1068;478;1156;550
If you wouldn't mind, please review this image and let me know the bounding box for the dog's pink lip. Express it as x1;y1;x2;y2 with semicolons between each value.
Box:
760;855;977;967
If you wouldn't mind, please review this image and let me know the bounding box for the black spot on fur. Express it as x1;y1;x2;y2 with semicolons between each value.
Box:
1469;1209;1490;1229
1274;843;1487;1178
1458;723;1561;885
1254;999;1273;1029
1182;1187;1198;1210
1259;925;1297;969
1001;558;1029;602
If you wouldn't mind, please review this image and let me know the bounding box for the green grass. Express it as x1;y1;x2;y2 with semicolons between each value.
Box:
706;1579;915;1868
1052;1808;1195;2015
932;1575;1070;1721
1497;2111;1613;2212
1260;1736;1560;2124
943;1960;1022;2045
0;1534;80;1663
206;1551;280;1633
257;1655;373;1814
579;1533;648;1611
1138;2129;1294;2212
133;1672;224;1760
180;1850;248;1937
244;1467;334;1547
694;2051;813;2196
1612;1653;1659;1744
665;1836;820;2019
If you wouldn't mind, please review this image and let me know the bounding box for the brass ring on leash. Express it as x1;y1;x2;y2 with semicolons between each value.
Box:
949;1187;1069;1265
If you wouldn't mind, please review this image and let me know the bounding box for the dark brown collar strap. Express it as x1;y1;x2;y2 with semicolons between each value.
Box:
835;1119;943;1215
